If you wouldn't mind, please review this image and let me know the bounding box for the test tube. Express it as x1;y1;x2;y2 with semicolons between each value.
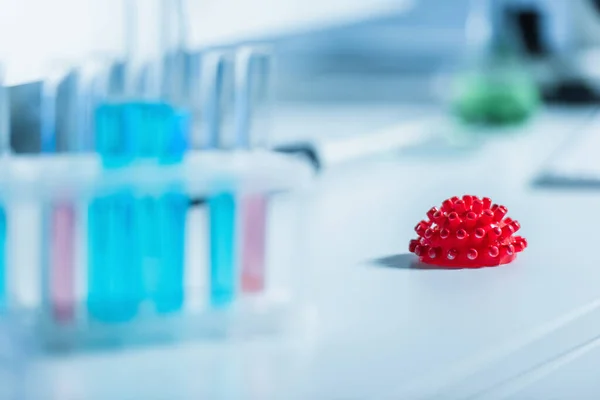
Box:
208;192;236;307
234;47;272;150
47;203;75;323
204;51;235;149
95;0;187;167
147;0;189;314
88;0;190;321
240;194;267;293
235;47;273;294
48;61;109;324
88;192;140;322
204;51;237;307
40;65;78;323
0;64;9;309
0;63;9;156
0;206;5;311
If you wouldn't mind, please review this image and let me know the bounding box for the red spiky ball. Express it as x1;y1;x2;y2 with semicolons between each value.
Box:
409;195;527;268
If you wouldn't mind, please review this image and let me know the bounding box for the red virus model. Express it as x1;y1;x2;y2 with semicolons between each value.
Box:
409;195;527;268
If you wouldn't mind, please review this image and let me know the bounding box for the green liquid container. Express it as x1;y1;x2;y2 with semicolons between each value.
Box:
452;0;540;126
452;64;539;126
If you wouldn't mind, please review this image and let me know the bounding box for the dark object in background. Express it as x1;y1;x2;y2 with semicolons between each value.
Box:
9;82;41;153
10;72;81;153
543;80;600;104
507;3;600;104
189;198;207;206
273;142;321;172
9;63;126;154
508;7;548;57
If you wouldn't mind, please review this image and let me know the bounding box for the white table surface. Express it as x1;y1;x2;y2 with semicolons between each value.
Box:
484;335;600;400
20;104;600;400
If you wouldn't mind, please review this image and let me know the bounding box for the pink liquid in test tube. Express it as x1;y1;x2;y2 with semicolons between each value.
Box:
241;194;267;293
50;203;75;323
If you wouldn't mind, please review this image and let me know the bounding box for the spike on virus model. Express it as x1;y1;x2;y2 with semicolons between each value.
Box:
409;195;527;268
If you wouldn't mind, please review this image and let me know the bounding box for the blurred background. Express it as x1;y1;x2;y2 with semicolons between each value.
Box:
1;0;600;398
3;0;600;151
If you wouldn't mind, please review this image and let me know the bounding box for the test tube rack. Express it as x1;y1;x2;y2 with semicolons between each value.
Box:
0;150;312;351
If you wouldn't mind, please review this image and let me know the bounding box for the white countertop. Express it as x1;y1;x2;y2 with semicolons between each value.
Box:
18;104;600;399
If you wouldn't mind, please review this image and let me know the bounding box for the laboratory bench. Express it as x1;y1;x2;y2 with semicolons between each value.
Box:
17;104;600;399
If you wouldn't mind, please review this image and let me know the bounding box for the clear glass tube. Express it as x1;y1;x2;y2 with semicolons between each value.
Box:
202;51;235;149
203;51;237;308
88;0;191;322
240;194;267;294
0;63;9;156
0;63;7;309
234;47;274;297
38;63;79;324
234;46;273;149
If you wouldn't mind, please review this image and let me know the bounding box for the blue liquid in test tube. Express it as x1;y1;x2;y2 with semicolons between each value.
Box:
0;208;6;309
88;101;188;321
209;193;236;307
202;52;238;308
86;0;192;321
142;107;188;314
95;102;186;167
0;67;7;310
88;192;141;322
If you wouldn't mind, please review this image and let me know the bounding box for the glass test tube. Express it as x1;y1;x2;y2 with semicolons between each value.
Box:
240;194;267;293
208;192;236;307
48;203;75;323
47;61;110;324
144;0;189;315
40;65;78;323
88;0;190;321
204;51;237;308
0;63;8;309
235;47;273;294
